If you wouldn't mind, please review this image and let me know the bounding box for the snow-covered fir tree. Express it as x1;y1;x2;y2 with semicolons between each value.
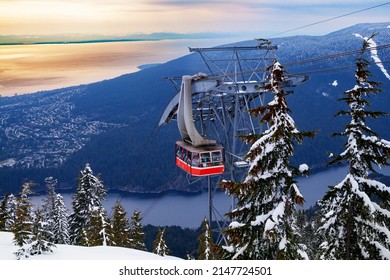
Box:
0;193;16;231
28;209;56;256
129;210;146;251
220;59;313;260
12;182;34;248
86;206;112;246
318;36;390;260
12;182;35;259
295;209;321;260
0;195;7;231
41;177;58;243
197;217;214;260
110;201;132;248
52;194;70;245
153;227;170;256
68;163;107;245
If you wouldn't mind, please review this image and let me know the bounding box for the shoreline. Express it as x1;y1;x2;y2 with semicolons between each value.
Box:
0;38;160;46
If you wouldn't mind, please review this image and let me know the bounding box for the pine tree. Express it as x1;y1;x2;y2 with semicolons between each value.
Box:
28;209;56;256
220;59;313;260
197;217;214;260
41;177;58;242
0;194;9;231
110;201;132;248
68;163;107;245
12;182;35;259
129;210;146;251
86;206;112;246
52;194;70;244
153;227;170;256
295;209;321;260
0;193;16;231
318;35;390;260
12;182;34;248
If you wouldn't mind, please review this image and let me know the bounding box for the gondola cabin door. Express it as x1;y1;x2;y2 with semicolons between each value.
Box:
175;140;224;176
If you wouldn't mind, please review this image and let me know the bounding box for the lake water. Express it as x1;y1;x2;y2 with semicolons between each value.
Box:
31;166;390;228
0;37;243;97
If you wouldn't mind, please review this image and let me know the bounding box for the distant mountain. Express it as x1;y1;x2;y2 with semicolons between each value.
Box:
0;22;389;195
0;32;234;45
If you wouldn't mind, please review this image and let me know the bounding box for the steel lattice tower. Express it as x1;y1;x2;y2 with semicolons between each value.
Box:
159;40;307;244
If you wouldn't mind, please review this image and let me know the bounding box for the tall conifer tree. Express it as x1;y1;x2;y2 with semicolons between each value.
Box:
12;182;34;248
52;194;70;245
12;182;35;259
220;59;313;259
0;193;16;231
129;210;146;251
86;206;112;246
197;217;214;260
0;195;7;231
110;201;132;248
41;177;58;242
28;209;56;256
318;35;390;260
153;227;170;256
68;163;107;245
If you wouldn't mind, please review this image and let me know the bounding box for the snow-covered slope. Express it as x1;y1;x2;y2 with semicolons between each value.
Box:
0;231;180;260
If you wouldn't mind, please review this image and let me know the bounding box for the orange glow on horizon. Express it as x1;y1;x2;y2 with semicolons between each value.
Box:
1;0;388;36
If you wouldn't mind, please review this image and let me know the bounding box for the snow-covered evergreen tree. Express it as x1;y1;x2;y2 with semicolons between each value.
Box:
318;36;390;260
153;227;170;256
12;182;34;248
220;59;313;260
29;209;56;256
12;182;35;259
0;193;16;231
129;210;146;251
110;201;132;248
52;194;70;244
86;206;112;246
0;196;7;231
296;209;321;260
197;217;214;260
68;163;107;245
41;177;58;242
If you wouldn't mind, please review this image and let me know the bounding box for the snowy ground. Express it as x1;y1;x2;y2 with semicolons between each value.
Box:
0;231;180;260
1;232;388;280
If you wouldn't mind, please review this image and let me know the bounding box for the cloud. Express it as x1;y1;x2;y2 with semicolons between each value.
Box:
1;0;389;36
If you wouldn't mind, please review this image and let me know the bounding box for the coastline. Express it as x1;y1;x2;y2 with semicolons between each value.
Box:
0;38;160;46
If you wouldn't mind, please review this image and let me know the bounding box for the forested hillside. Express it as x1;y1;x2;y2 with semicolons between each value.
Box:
0;22;389;195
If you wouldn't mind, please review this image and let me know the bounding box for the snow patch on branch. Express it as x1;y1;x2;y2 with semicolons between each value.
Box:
299;164;309;173
349;174;376;213
229;221;245;229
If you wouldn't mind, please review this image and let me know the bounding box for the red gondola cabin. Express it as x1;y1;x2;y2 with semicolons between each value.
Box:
175;140;224;176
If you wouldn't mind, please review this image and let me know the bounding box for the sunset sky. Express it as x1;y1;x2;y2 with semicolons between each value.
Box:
1;0;389;37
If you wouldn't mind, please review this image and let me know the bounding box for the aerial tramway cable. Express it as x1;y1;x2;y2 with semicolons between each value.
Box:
132;42;390;224
122;3;390;224
205;44;390;81
290;60;390;77
110;123;161;217
265;2;390;38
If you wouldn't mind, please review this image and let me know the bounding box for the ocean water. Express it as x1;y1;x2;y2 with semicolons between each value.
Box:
0;38;242;97
30;166;390;228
